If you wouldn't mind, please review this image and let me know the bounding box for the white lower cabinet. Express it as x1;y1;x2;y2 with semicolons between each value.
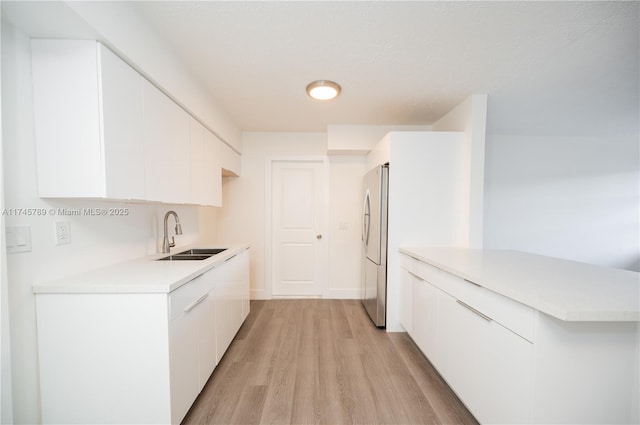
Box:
401;252;636;424
412;271;440;368
167;270;216;424
35;250;250;425
212;249;250;362
402;253;533;424
399;266;414;334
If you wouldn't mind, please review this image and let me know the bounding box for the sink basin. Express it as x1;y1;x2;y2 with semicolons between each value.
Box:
155;248;227;261
175;248;227;256
157;254;214;261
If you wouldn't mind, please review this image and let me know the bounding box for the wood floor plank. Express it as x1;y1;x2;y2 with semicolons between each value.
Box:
259;301;303;424
289;301;321;425
183;299;477;425
316;315;348;425
228;385;268;425
389;332;479;425
343;300;415;424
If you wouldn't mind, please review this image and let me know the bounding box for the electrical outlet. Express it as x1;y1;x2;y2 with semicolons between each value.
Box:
55;221;71;245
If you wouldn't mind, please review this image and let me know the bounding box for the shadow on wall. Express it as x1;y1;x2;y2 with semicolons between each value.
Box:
483;134;639;272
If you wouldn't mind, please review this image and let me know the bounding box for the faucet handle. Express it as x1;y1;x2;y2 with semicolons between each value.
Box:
169;236;176;248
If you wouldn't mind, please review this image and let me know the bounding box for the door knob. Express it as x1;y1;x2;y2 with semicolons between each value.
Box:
316;234;322;240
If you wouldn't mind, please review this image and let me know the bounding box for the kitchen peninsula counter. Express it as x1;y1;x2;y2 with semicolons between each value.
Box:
398;246;639;424
400;247;640;322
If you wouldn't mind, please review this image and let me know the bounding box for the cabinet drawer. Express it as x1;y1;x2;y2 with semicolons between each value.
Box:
399;253;413;270
168;274;207;322
413;260;536;342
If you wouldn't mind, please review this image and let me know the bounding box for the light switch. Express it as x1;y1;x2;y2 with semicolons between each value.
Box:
6;225;32;254
339;221;349;230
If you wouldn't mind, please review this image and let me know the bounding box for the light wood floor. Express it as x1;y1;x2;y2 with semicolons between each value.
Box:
182;299;478;425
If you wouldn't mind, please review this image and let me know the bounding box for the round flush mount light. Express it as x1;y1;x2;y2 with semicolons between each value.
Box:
306;80;341;100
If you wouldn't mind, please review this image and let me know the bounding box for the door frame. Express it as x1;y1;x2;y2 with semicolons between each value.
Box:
265;156;329;299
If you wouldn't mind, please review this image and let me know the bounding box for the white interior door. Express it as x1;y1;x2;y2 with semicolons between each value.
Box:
271;160;325;296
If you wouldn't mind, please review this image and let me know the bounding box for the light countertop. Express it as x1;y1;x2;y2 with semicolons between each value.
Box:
399;247;640;322
32;244;249;294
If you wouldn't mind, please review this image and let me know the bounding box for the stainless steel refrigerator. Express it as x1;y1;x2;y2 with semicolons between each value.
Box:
361;164;389;327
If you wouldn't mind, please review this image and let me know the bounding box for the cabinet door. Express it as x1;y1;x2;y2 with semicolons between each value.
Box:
214;263;235;362
205;131;223;207
169;306;200;424
220;142;241;176
168;276;207;424
190;119;222;206
238;249;251;320
399;268;414;334
472;319;533;424
439;292;533;424
212;254;245;362
99;44;145;200
198;271;218;388
31;39;103;198
412;276;440;366
437;292;477;403
143;80;191;204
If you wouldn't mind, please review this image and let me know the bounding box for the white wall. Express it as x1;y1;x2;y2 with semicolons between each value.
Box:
0;9;14;424
484;134;640;271
432;94;488;249
327;124;431;154
327;155;368;298
216;132;365;300
1;21;220;423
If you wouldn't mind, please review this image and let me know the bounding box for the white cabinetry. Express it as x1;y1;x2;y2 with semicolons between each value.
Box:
190;118;222;206
143;80;191;204
31;40;146;200
167;270;216;424
399;256;413;334
35;249;250;424
213;249;250;361
31;39;226;206
220;141;241;177
402;254;537;424
400;251;639;424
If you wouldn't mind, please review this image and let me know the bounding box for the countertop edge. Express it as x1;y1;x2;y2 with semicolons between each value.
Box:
399;247;640;323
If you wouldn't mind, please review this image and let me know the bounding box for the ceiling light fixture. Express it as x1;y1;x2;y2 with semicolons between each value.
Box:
306;80;341;101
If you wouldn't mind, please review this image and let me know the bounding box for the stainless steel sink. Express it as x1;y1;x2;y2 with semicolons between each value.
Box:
175;248;227;256
157;254;214;261
156;248;227;261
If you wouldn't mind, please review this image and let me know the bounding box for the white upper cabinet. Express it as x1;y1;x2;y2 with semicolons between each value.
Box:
143;80;191;204
220;142;241;177
189;118;222;206
100;45;146;200
31;39;226;206
31;40;145;200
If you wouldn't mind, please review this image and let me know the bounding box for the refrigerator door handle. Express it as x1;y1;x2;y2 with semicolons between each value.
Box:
362;190;371;250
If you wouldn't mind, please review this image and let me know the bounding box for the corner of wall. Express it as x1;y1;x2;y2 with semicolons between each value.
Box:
432;94;488;249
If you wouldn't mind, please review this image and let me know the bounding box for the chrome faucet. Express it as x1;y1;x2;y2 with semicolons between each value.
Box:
162;210;183;253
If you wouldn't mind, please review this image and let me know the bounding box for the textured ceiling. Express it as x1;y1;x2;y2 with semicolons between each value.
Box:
3;1;637;135
132;1;639;135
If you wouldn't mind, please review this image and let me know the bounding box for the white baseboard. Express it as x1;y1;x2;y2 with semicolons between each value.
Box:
323;288;362;299
250;288;362;300
250;289;270;300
